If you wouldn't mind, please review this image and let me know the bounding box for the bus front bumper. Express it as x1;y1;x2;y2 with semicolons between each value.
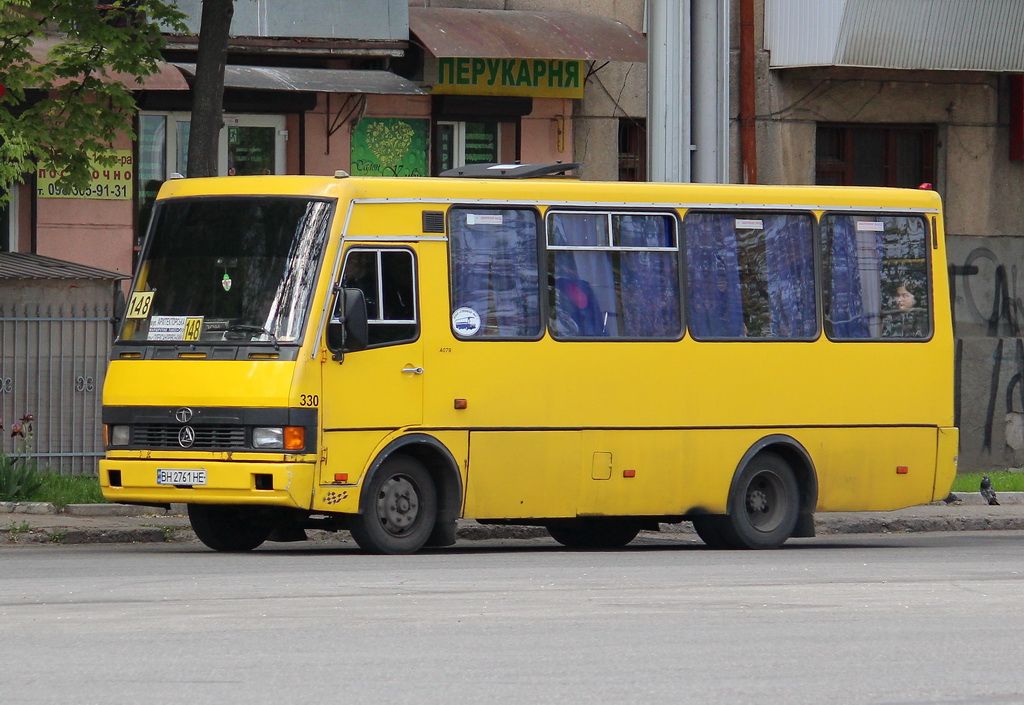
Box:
99;458;315;509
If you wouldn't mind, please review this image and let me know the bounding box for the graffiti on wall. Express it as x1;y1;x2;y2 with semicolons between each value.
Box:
950;246;1024;466
949;247;1024;338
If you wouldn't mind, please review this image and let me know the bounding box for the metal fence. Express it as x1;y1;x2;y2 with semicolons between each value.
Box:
0;302;114;476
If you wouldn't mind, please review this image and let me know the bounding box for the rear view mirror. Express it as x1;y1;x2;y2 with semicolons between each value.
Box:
327;287;369;361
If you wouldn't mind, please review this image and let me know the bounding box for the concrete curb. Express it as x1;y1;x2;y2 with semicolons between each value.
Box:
4;498;1024;545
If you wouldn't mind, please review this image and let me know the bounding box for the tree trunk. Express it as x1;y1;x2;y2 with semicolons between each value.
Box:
187;0;234;178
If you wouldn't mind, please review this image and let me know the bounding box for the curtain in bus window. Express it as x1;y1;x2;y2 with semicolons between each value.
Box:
823;216;870;337
550;214;616;336
615;215;680;338
763;215;816;337
449;208;541;338
685;214;747;338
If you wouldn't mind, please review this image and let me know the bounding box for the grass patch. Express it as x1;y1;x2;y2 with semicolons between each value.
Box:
22;473;107;508
951;471;1024;493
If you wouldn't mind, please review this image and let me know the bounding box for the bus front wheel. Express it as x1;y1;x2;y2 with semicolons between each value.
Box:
705;452;800;550
188;504;275;552
349;456;437;555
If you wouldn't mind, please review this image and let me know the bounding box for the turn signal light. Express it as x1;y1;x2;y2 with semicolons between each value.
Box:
284;426;305;451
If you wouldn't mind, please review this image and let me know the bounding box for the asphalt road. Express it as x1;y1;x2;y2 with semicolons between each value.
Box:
3;532;1024;705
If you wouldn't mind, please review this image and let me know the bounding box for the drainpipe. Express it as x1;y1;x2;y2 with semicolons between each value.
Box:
647;0;691;183
739;0;757;184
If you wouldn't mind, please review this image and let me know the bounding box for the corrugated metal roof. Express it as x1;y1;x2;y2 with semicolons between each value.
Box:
173;64;426;95
409;7;646;62
766;0;1024;71
0;252;127;281
28;36;190;90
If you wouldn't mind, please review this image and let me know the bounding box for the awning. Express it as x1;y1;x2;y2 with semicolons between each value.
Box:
408;7;646;62
766;0;1024;71
173;63;426;95
27;36;190;90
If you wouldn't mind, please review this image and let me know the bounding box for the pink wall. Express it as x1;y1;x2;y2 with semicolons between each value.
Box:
34;134;135;276
301;94;432;176
520;98;574;164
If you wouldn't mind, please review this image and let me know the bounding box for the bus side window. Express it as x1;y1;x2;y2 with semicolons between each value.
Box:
338;248;418;347
685;211;816;340
821;214;930;340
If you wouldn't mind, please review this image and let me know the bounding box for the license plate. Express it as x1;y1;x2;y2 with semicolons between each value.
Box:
157;469;207;486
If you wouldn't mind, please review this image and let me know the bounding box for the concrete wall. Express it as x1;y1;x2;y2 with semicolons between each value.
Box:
748;0;1024;470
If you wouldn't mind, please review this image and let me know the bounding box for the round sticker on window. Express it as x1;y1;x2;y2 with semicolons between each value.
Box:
452;307;481;336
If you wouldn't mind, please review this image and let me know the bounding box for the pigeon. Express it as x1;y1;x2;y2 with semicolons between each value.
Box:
943;492;962;505
980;476;1000;505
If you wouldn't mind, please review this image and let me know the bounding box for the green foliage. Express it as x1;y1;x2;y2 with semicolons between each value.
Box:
0;454;43;501
0;0;187;200
26;472;106;507
951;471;1024;493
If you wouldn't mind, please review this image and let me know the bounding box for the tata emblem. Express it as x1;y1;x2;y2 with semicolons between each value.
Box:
175;407;194;423
178;426;196;448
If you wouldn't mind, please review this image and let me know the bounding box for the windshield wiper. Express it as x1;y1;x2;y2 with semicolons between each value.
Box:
225;324;280;350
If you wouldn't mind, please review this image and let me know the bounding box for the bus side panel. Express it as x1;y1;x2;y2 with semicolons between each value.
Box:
312;430;470;516
464;431;580;519
578;430;690;516
812;427;938;511
933;426;959;501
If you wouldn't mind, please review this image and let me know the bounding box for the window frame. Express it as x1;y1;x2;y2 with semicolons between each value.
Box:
447;205;545;342
815;123;936;188
682;209;820;342
545;208;683;342
339;246;420;349
819;211;933;342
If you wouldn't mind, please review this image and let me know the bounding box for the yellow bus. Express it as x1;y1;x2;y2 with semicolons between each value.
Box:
100;165;958;553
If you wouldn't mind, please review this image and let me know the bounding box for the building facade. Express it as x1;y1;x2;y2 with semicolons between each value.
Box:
7;0;1024;471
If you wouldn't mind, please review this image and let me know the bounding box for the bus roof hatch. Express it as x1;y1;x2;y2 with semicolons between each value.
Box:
439;162;581;179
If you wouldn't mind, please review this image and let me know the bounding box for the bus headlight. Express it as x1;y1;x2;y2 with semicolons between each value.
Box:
110;425;130;446
253;427;284;449
253;426;305;450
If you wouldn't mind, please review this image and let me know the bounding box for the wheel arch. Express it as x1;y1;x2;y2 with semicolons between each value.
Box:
361;434;463;538
728;435;818;537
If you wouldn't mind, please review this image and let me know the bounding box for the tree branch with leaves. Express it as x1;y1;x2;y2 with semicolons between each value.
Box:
0;0;186;202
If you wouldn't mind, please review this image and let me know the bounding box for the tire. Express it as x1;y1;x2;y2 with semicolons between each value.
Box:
349;456;437;555
691;515;731;549
546;519;640;549
188;504;274;552
717;452;800;549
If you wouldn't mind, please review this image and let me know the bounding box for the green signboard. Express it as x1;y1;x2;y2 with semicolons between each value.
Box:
350;118;429;177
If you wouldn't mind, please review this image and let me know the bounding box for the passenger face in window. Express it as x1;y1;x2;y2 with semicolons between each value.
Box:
895;284;916;311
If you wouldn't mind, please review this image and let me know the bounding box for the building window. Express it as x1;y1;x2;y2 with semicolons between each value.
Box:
816;124;935;188
434;121;500;174
618;119;647;181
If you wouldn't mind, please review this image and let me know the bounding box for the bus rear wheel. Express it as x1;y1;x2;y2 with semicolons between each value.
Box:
546;519;640;549
349;456;437;555
188;504;275;552
713;452;799;550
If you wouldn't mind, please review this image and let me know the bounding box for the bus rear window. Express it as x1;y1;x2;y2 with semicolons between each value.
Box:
821;214;930;339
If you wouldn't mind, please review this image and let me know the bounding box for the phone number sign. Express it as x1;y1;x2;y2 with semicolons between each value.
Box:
37;151;133;200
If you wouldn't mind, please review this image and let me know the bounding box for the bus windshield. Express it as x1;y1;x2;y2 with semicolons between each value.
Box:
119;196;334;345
